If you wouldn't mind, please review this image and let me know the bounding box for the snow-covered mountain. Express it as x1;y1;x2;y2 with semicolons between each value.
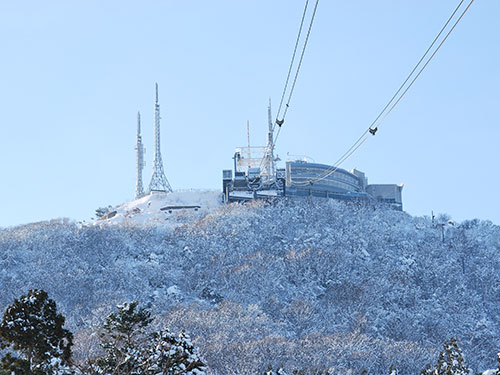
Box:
1;192;499;374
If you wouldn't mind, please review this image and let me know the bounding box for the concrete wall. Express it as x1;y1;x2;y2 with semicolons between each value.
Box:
366;184;403;205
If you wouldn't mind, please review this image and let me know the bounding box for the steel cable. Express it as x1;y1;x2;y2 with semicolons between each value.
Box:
297;0;475;186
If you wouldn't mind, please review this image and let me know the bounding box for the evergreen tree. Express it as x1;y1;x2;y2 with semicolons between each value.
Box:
0;289;73;375
142;329;206;374
95;206;113;219
420;364;434;375
96;301;152;375
95;301;206;375
389;365;399;375
420;338;470;375
0;354;30;375
435;338;470;375
264;366;288;375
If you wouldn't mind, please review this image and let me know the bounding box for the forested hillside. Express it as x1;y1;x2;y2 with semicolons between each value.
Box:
1;198;499;374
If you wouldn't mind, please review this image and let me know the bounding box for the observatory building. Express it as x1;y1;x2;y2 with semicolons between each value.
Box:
221;103;403;210
223;160;403;210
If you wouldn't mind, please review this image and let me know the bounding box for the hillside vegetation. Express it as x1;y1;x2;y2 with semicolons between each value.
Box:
0;198;499;374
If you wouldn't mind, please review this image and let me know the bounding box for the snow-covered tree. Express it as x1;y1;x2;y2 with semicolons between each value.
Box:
142;328;206;374
0;289;73;375
95;206;113;219
435;338;470;375
96;301;152;375
420;364;434;375
264;366;337;374
420;338;470;375
264;366;288;375
483;353;500;375
2;198;500;373
389;364;399;375
93;301;206;375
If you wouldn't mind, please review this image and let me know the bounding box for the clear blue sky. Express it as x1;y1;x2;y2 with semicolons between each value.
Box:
1;0;498;227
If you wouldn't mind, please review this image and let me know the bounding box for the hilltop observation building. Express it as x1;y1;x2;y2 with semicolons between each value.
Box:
223;160;403;210
286;161;403;209
221;104;403;210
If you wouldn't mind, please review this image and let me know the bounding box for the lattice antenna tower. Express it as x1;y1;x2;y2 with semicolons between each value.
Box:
266;98;276;179
148;83;173;193
247;120;251;168
135;111;146;199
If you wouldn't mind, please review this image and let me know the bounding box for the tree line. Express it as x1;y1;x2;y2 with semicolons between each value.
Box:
0;290;206;375
1;290;499;374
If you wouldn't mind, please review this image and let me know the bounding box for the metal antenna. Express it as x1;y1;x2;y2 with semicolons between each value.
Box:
267;98;275;179
148;83;173;193
135;111;146;199
247;120;251;169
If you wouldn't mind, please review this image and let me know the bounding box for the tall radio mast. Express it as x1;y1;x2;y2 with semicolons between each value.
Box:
135;111;146;199
247;120;251;169
266;98;275;179
148;83;173;193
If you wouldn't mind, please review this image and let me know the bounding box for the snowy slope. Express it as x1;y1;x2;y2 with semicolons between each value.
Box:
1;196;500;374
94;190;222;226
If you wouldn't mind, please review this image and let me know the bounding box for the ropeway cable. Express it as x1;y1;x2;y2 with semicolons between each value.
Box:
259;0;320;172
292;134;370;186
269;0;320;159
318;0;467;173
366;0;466;134
308;0;473;184
278;0;320;125
371;0;475;130
293;0;475;186
275;0;310;130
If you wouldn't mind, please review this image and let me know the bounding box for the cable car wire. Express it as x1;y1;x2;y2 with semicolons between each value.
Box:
278;0;320;125
259;0;320;172
275;0;310;127
372;0;475;129
367;0;466;134
270;0;320;153
295;0;475;186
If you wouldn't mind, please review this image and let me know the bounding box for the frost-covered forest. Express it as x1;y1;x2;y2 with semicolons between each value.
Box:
1;198;499;374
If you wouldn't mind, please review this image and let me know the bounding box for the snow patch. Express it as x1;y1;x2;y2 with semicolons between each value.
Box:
93;190;222;227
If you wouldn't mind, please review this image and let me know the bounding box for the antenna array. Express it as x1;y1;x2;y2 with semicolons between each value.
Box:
147;83;173;193
135;111;146;199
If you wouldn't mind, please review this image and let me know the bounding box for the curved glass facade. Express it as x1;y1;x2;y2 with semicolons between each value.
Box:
286;162;362;193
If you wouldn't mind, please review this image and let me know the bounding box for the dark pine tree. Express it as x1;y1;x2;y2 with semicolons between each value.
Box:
96;301;153;375
143;329;206;374
95;301;206;375
0;289;73;375
420;338;470;375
